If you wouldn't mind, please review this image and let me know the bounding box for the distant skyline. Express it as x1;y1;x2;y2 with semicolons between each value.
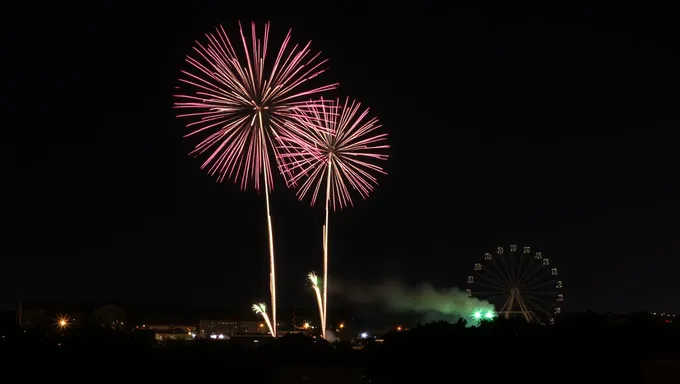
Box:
3;2;679;313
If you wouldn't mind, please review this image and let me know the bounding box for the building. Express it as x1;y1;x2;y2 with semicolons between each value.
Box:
134;324;198;341
137;324;197;333
199;320;266;338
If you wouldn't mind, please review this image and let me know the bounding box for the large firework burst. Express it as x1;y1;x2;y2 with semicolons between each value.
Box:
174;22;338;337
279;97;389;339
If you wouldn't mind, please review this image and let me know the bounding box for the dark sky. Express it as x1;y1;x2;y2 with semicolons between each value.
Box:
3;2;679;313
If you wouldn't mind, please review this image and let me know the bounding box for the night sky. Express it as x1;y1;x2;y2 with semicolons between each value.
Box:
3;2;679;313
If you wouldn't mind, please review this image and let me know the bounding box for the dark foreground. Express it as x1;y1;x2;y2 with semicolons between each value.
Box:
2;318;679;383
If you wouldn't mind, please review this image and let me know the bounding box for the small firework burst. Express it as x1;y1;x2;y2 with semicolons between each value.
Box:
55;313;70;331
252;303;275;337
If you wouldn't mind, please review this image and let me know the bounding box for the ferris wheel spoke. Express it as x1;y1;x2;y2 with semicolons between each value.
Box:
515;248;533;285
487;294;507;301
517;247;541;284
523;276;556;287
531;291;563;306
497;251;515;287
524;298;553;318
510;246;527;285
524;297;552;316
473;293;508;306
516;294;535;322
523;291;559;295
486;294;509;306
473;279;505;291
523;273;556;290
499;294;513;313
512;250;524;285
517;260;545;287
520;269;552;290
477;267;510;289
525;305;554;323
485;254;512;286
500;255;512;285
472;291;505;296
523;281;557;293
525;294;557;311
507;248;517;284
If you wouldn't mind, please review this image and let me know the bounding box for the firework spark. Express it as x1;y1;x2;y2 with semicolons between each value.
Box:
307;272;325;335
280;97;389;339
252;303;275;337
55;313;70;331
174;22;338;337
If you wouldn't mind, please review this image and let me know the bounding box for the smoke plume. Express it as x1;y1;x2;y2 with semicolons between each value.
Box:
333;278;494;324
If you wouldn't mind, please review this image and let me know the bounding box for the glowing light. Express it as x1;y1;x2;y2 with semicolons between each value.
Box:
174;22;337;339
280;98;389;341
55;314;70;330
360;332;368;339
396;326;402;331
303;322;310;329
471;309;495;322
338;323;345;329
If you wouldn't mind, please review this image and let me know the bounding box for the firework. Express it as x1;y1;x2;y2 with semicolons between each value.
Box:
307;272;325;333
279;98;389;339
174;22;338;337
55;313;70;331
471;309;495;324
252;303;275;336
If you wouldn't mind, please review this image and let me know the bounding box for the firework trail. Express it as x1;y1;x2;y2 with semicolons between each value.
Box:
280;98;389;339
307;272;325;332
252;303;275;336
174;22;338;337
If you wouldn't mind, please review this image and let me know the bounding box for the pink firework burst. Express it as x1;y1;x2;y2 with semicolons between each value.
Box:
278;97;388;340
173;22;338;339
173;22;338;191
279;97;389;210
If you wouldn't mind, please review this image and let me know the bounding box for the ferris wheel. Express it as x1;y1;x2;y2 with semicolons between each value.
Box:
465;245;563;324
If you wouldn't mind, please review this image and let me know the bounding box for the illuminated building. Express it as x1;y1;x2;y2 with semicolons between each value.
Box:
199;320;263;338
